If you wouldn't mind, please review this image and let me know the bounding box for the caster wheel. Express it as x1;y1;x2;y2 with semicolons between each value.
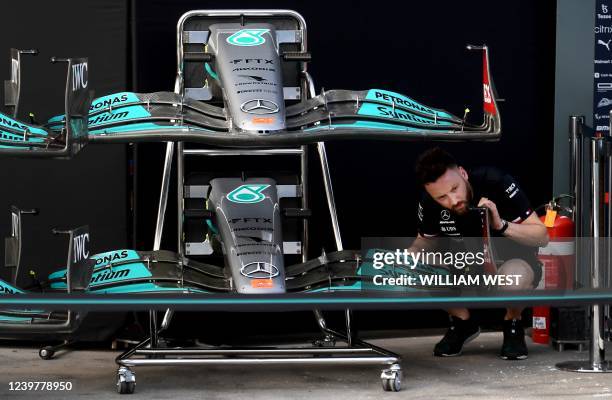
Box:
380;365;402;392
39;347;54;360
117;367;136;394
381;376;401;392
117;381;135;395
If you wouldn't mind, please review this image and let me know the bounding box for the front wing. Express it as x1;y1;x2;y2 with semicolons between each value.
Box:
0;45;500;155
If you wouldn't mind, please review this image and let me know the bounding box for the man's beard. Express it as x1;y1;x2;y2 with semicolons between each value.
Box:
452;180;473;215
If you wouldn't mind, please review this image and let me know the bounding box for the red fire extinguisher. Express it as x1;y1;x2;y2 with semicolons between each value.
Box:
532;196;575;345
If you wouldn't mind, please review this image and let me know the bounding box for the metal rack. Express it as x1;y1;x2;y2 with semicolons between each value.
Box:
1;212;94;359
557;114;612;372
115;9;401;394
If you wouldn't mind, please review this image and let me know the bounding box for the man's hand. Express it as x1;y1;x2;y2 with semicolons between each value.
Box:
478;197;504;230
475;197;549;247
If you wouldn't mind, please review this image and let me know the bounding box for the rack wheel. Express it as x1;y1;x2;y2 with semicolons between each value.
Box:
117;367;136;394
117;381;135;395
39;347;54;360
381;365;402;392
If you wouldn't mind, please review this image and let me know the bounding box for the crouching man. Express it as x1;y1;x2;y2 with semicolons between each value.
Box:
408;147;549;360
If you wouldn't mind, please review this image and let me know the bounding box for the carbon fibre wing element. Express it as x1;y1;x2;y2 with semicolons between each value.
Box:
83;45;500;147
0;55;92;158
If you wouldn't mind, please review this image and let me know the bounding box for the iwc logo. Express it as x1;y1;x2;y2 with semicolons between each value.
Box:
440;209;451;221
226;29;270;46
227;184;270;204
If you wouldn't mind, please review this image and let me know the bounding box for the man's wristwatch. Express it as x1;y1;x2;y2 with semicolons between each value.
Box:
497;219;509;235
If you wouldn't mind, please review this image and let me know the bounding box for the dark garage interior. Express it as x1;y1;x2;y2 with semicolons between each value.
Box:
0;1;609;398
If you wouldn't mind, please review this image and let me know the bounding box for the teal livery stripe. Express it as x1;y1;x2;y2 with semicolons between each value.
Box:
93;283;210;294
49;249;151;289
0;113;47;136
0;316;33;322
0;279;24;294
0;130;46;143
48;92;142;125
89;92;141;112
48;104;151;130
0;293;610;305
306;120;423;132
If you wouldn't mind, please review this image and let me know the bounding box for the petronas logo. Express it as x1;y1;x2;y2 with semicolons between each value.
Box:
227;184;270;204
226;29;270;46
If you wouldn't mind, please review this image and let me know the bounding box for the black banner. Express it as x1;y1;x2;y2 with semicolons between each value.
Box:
594;0;612;134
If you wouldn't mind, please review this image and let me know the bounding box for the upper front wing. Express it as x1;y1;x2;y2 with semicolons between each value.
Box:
0;45;499;155
86;44;500;147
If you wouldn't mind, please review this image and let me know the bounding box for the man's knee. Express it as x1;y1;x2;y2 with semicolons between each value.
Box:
497;259;534;290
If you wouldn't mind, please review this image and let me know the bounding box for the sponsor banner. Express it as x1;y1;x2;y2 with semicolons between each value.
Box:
595;0;612;135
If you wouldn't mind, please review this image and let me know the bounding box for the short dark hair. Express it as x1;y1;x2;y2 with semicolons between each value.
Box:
415;147;459;185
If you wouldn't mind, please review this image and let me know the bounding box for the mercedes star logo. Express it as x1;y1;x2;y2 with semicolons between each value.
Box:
441;210;451;221
240;262;280;278
240;99;279;115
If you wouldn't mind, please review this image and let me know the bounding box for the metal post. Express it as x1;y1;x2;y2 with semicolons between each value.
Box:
317;142;343;251
607;120;612;335
557;136;612;372
316;142;352;342
131;144;139;249
153;142;175;251
301;70;341;252
177;142;184;256
161;309;174;332
570;116;583;267
316;143;355;340
183;149;303;156
345;309;353;346
591;137;606;367
149;310;158;349
571;117;584;233
301;145;309;262
10;210;22;287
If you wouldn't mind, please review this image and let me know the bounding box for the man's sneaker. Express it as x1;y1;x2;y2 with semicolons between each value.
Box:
433;316;481;357
500;319;528;360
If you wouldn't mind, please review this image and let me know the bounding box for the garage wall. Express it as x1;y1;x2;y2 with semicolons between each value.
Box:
127;0;556;332
0;0;129;285
0;1;558;332
553;0;595;196
132;0;557;254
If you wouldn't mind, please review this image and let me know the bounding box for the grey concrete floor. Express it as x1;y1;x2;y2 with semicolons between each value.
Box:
0;332;610;400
